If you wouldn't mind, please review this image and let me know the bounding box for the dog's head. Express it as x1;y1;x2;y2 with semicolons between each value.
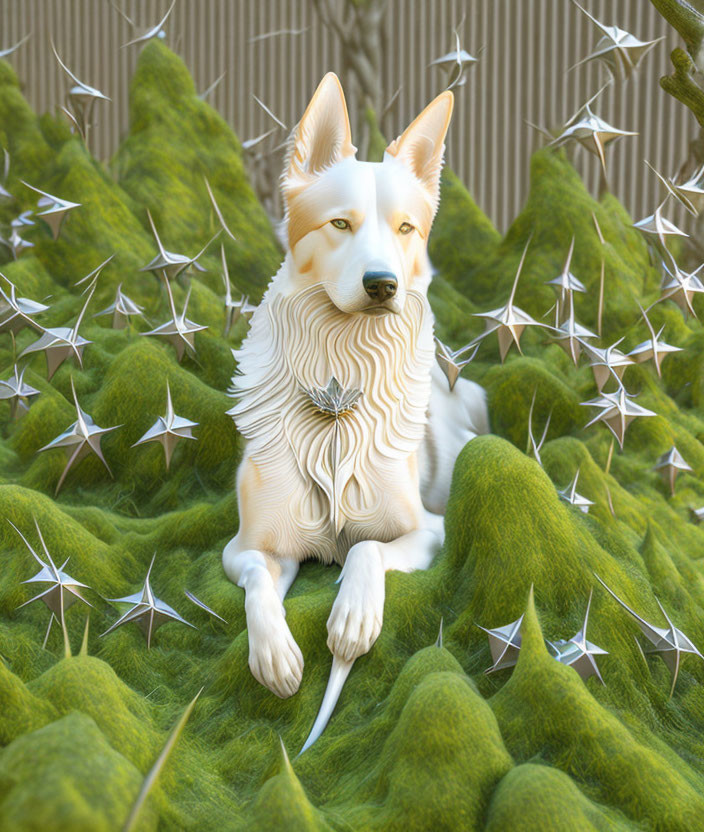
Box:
281;73;453;316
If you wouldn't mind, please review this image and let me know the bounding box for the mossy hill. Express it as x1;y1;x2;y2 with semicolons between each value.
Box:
1;40;704;831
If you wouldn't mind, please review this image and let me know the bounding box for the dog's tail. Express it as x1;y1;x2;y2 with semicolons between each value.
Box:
298;655;355;755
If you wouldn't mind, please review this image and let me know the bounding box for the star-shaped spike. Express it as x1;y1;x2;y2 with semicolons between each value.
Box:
434;336;479;391
557;468;595;513
140;211;217;280
0;276;49;334
0;31;31;59
633;203;689;246
627;304;681;376
645;160;704;217
478;614;523;674
546;590;608;683
199;70;226;102
120;0;176;48
595;574;703;697
654;446;692;496
241;128;278;151
527;388;552;468
545;237;586;313
37;376;121;495
101;553;196;648
581;338;633;392
570;2;663;80
132;381;198;469
11;517;92;649
220;245;249;335
205;180;237;243
93;284;145;329
141;277;208;361
19;282;95;379
0;365;40;418
689;507;704;525
51;40;110;142
549;86;637;175
184;590;228;623
0;225;34;259
473;237;546;362
429;23;478;89
551;291;597;365
435;617;444;648
659;261;704;319
581;387;656;449
302;377;363;535
20;181;81;240
11;210;35;229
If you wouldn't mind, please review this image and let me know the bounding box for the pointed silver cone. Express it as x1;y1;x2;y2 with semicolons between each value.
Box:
581;339;633;392
19;282;96;379
595;574;703;697
0;31;31;59
184;590;228;623
557;468;595;513
552;292;597;366
478;614;524;673
654;446;692;496
429;26;478;90
435;617;444;648
12;517;93;621
659;261;704;319
581;387;656;449
20;181;80;240
627;304;681;377
0;365;40;418
142;278;208;361
570;2;663;80
93;284;145;329
0;276;49;335
633;202;689;247
37;377;121;495
101;553;195;648
434;337;479;391
199;70;226;102
121;0;176;47
132;381;198;469
220;245;253;335
473;237;547;362
0;226;34;259
547;590;608;683
205;181;237;243
51;41;110;102
140;210;218;280
645;160;704;217
545;237;586;311
526;387;552;468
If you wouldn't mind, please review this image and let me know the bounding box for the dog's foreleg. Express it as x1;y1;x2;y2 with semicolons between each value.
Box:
300;513;444;753
222;539;303;698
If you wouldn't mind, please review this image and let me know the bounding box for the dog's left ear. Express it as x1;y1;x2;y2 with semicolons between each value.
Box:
384;91;454;207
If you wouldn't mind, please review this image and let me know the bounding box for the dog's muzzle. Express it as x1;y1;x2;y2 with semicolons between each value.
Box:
362;271;397;303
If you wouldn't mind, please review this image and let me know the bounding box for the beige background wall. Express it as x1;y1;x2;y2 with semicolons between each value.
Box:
0;0;695;232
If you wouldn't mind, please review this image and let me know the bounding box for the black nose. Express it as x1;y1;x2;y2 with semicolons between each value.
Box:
363;271;397;302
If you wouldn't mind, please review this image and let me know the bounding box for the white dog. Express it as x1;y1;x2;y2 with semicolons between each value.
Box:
223;73;488;750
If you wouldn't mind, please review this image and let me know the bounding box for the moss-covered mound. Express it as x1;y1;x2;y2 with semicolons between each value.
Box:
2;42;704;832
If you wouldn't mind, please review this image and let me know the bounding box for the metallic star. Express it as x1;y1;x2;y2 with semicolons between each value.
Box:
141;277;208;361
0;225;34;259
646;160;704;217
0;276;48;334
205;180;237;243
21;181;81;240
37;376;121;495
550;86;637;175
571;2;663;80
654;446;692;496
551;292;597;365
0;365;40;418
429;24;478;89
52;41;110;141
11;516;92;649
527;388;551;468
184;590;228;623
140;211;216;280
434;336;479;391
596;574;703;697
478;614;523;674
220;245;251;335
633;202;689;247
545;237;586;315
557;469;595;513
132;381;198;469
546;590;607;683
119;0;176;48
0;31;31;59
101;553;195;649
19;283;95;379
582;339;633;392
473;237;546;362
581;387;656;449
627;304;681;377
659;261;704;319
93;284;145;329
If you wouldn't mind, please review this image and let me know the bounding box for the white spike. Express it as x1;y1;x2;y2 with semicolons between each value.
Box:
298;655;354;755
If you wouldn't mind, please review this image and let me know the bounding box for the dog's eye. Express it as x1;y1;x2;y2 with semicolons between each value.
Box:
399;222;414;235
330;218;351;231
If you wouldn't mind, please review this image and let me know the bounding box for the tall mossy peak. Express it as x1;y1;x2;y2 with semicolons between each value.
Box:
112;40;283;301
2;43;704;832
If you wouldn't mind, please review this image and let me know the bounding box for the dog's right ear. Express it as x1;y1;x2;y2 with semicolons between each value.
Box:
282;73;357;198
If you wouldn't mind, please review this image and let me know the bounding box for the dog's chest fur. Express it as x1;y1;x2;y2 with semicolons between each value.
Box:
229;282;435;558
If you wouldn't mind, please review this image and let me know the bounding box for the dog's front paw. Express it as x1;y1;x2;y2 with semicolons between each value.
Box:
327;542;385;662
246;592;304;698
